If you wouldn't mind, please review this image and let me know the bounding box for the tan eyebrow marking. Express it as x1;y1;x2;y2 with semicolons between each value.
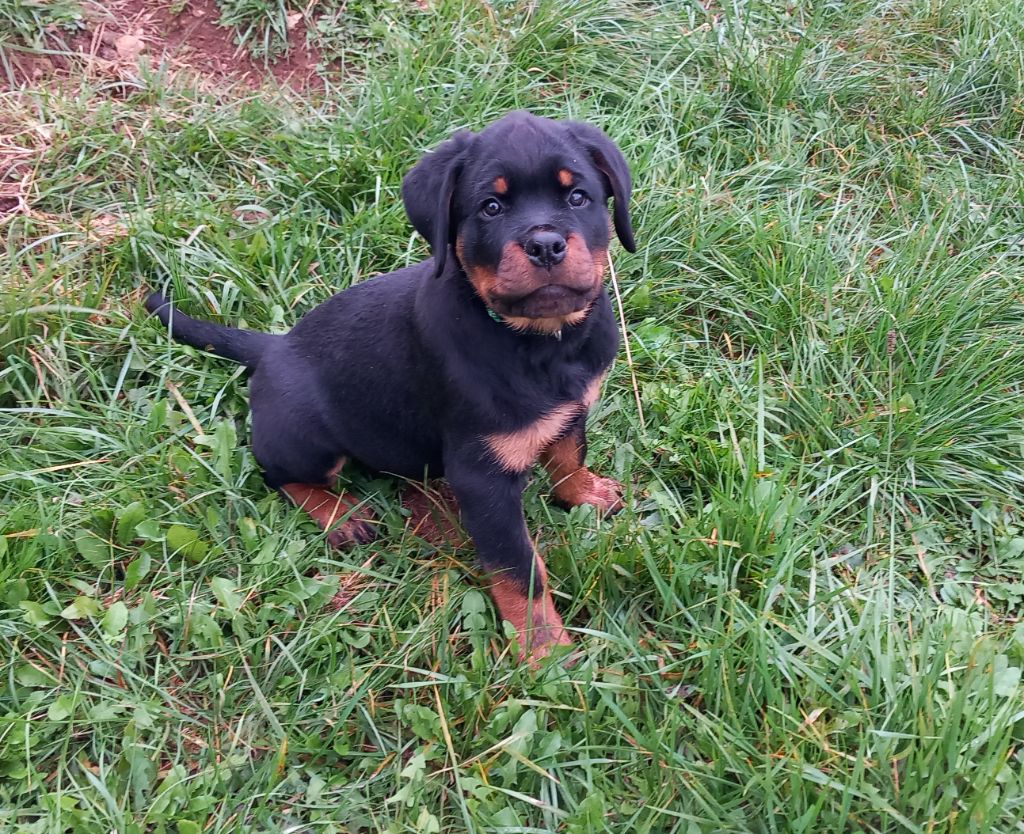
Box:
493;176;508;194
557;169;573;187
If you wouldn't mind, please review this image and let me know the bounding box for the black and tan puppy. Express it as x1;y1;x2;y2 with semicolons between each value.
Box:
145;110;636;658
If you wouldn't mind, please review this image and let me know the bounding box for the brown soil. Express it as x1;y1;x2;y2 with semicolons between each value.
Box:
1;0;336;93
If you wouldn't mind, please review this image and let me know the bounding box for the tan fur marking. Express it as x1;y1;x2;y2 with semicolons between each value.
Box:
494;240;538;296
538;372;622;512
486;401;578;472
281;481;376;546
562;236;600;290
541;433;585;492
590;245;607;283
281;484;351;529
557;169;574;187
541;428;624;514
488;555;570;658
501;307;591;334
496;237;604;333
457;236;500;305
582;373;605;410
458;236;608;334
326;456;349;481
401;481;464;548
493;176;508;195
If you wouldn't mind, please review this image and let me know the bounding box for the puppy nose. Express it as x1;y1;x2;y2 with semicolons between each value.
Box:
524;230;567;268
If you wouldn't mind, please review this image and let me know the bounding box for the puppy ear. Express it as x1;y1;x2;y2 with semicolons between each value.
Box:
402;130;476;277
566;122;636;253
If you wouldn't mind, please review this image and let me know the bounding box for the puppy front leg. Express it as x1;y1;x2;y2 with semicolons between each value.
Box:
444;446;570;658
541;415;624;514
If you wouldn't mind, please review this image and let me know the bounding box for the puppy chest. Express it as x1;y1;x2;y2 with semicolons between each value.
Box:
481;366;606;471
485;402;579;472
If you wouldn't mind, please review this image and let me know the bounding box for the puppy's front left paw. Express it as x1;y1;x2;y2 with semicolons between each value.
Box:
578;474;625;514
553;471;624;515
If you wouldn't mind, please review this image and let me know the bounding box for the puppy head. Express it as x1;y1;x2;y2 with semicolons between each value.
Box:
402;111;635;331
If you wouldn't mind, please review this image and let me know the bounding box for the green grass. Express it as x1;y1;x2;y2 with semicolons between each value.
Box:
3;0;1024;831
0;0;87;49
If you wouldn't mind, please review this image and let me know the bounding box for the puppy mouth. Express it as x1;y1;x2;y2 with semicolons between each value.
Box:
460;236;606;322
496;284;592;319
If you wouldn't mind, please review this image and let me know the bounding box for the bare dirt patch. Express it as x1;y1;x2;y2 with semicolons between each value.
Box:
1;0;336;92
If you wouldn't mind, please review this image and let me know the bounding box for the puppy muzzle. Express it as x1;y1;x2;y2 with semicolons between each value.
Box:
497;283;593;318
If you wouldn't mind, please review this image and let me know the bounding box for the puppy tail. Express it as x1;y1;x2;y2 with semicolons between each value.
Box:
144;292;277;368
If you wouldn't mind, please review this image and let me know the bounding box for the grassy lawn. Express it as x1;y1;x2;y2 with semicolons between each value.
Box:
3;1;1024;831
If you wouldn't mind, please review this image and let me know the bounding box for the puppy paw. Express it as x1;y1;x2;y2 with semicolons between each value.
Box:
521;619;574;664
281;483;378;548
553;471;624;515
327;517;378;548
578;475;625;514
490;574;574;664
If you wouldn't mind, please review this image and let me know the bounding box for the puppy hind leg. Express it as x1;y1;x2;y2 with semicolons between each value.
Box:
279;458;377;548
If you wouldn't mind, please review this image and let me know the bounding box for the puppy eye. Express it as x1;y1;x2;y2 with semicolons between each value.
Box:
480;199;503;217
567;189;589;208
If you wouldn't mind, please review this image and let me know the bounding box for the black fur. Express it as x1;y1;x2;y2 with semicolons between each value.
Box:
145;293;276;368
565;120;636;253
145;111;634;599
401;130;475;278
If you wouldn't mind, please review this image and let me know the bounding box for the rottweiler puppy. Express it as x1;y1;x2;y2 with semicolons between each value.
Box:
145;110;636;658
